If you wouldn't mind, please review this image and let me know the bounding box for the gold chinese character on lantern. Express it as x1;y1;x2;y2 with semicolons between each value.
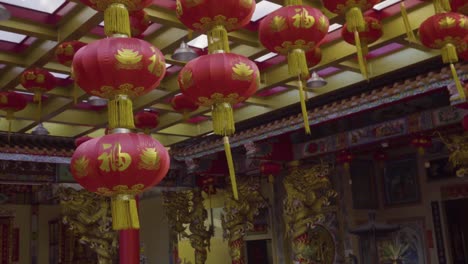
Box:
293;8;315;29
98;143;132;172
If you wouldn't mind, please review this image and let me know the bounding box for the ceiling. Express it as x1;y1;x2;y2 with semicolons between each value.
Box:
0;0;446;147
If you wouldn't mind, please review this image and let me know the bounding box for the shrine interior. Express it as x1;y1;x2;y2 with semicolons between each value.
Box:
0;0;466;263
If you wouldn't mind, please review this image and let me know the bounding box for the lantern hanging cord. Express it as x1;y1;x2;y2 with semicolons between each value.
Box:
208;25;230;53
108;94;135;130
433;0;451;13
298;76;311;135
400;2;417;43
33;91;42;122
224;136;239;200
441;44;466;101
104;3;131;37
284;0;302;5
111;194;140;230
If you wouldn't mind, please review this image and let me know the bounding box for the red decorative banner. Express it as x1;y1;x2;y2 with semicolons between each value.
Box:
441;184;468;200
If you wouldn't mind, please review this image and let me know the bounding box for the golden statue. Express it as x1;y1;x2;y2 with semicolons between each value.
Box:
283;163;337;264
443;132;468;177
58;187;118;264
222;177;268;264
163;189;213;264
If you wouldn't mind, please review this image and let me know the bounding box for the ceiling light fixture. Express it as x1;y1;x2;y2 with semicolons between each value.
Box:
306;72;327;88
31;123;49;136
172;41;199;62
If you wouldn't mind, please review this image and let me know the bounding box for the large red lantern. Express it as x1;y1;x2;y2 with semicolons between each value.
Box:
411;135;432;155
419;12;468;101
0;91;27;139
72;37;166;129
176;0;255;52
171;93;199;120
342;16;383;56
55;41;87;66
134;110;159;134
130;10;150;38
20;68;56;121
337;150;354;171
451;0;468;15
260;162;282;183
178;52;260;200
305;46;322;68
79;0;152;36
323;0;380;79
71;133;170;230
197;175;216;195
259;4;329;134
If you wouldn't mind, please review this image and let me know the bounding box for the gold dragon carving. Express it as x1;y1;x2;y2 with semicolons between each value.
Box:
442;132;468;177
283;163;337;264
163;189;213;264
58;187;118;264
221;177;268;264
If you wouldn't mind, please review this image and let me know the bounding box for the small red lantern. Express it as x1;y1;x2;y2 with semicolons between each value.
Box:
134;110;159;134
75;136;93;147
79;0;152;36
451;0;468;15
323;0;380;79
305;46;322;68
342;16;383;56
260;162;282;183
259;4;329;134
55;41;87;67
73;37;166;129
130;10;150;38
176;0;255;52
179;52;260;200
171;93;199;120
411;135;432;155
337;150;353;170
71;133;170;230
0;92;27;139
20;68;56;121
197;175;216;195
419;12;468;101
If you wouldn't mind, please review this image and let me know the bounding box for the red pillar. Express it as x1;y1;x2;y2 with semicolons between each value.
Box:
119;196;140;264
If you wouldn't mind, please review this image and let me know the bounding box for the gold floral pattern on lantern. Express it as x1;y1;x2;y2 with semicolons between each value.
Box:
94;83;146;98
240;0;253;8
433;36;466;50
439;16;457;28
73;156;90;178
232;62;254;81
138;148;160;170
193;15;240;32
97;184;145;196
274;39;316;54
115;49;143;69
148;52;165;77
197;93;245;107
270;16;287;32
179;69;194;90
318;16;329;32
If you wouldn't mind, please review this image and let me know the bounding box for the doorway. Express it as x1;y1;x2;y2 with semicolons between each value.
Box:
445;198;468;263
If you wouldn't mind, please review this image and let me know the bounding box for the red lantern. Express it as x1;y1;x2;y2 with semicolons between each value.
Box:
178;52;260;200
419;12;468;101
197;175;216;195
0;92;27;139
305;46;322;68
176;0;255;52
79;0;152;36
130;10;150;38
134;110;159;134
451;0;468;15
411;135;432;155
75;136;93;147
71;133;170;230
171;93;199;120
260;162;282;183
73;37;166;129
337;150;353;170
20;68;56;121
259;5;329;134
55;41;87;66
323;0;380;79
342;16;383;56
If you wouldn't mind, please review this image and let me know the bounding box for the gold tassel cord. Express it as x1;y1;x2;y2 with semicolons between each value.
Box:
441;44;465;101
207;25;230;53
354;30;369;80
288;49;309;80
346;7;366;33
433;0;451;13
224;136;239;200
298;77;311;135
284;0;302;5
212;103;235;136
108;95;135;130
104;3;131;37
7;120;11;144
400;2;417;43
111;194;140;230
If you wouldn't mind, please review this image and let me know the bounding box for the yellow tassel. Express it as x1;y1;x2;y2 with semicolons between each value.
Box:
268;174;274;184
298;77;311;135
354;30;369;80
288;49;309;79
188;30;193;40
284;0;302;5
143;128;151;135
7;120;11;144
441;44;458;64
436;0;451;12
208;25;230;53
111;195;140;230
224;136;238;200
104;3;131;37
212;103;235;136
182;111;190;121
5;110;13;121
346;7;366;32
361;45;369;57
450;64;466;101
108;95;135;129
400;2;417;43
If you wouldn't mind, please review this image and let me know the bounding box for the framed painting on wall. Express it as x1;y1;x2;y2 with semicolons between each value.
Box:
383;156;420;206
